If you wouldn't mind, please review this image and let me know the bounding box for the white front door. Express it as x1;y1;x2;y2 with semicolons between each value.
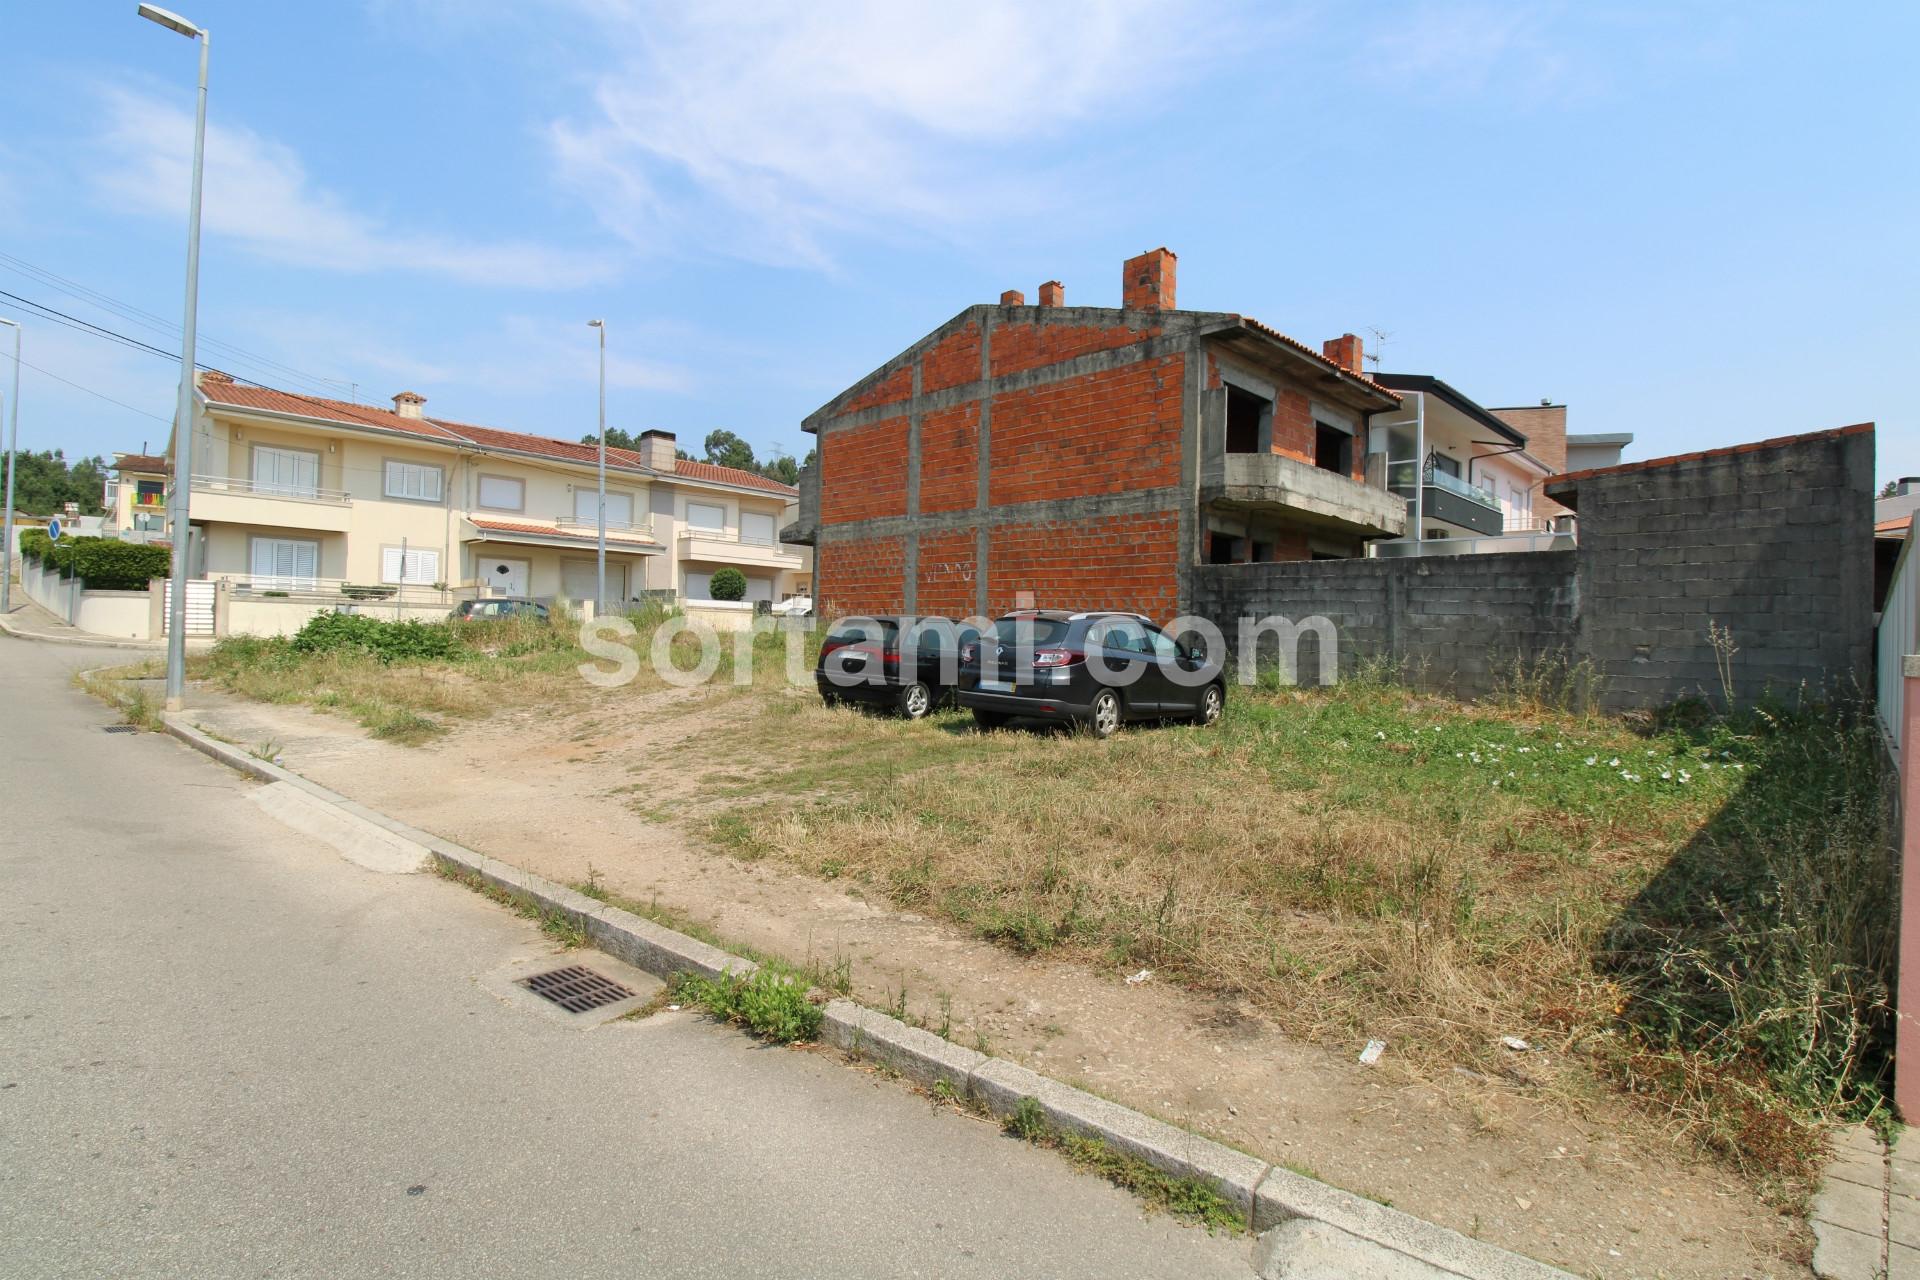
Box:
479;557;529;596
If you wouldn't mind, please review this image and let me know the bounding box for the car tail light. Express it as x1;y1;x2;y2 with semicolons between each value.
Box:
1032;649;1079;668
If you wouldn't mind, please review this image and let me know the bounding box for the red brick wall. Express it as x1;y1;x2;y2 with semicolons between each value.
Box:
987;511;1180;618
821;415;909;523
843;366;912;413
922;325;981;393
987;354;1184;507
988;321;1159;379
916;527;978;617
819;536;905;617
1271;387;1314;465
919;403;979;514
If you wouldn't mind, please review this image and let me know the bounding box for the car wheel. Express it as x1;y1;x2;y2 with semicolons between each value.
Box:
1197;683;1224;727
1086;689;1122;740
971;708;1009;731
899;681;932;720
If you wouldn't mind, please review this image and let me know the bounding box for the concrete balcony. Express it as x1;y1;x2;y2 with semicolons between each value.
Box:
186;476;354;533
677;527;805;570
1199;452;1407;538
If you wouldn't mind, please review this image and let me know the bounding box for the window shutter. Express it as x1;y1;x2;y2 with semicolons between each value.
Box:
382;547;405;583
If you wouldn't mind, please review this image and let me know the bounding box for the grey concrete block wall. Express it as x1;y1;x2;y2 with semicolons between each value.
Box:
1191;552;1579;701
1550;424;1873;710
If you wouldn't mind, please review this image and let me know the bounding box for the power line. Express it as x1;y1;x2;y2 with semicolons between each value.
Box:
16;356;174;425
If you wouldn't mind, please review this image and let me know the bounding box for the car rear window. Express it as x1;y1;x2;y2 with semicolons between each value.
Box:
826;619;898;647
989;617;1070;647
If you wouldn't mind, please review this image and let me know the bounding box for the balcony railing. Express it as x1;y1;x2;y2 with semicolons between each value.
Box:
678;525;778;548
554;513;655;537
216;573;465;604
1384;459;1501;513
188;475;352;504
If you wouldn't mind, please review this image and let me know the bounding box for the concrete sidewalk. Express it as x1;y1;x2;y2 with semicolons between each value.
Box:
1811;1124;1920;1278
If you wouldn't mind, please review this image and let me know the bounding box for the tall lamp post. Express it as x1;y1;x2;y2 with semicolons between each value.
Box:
588;319;606;617
0;317;20;617
139;3;209;709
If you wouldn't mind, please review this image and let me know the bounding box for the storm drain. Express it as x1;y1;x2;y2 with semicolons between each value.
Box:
101;725;139;734
516;965;635;1013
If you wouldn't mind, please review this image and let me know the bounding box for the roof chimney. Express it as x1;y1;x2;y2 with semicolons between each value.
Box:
1321;334;1364;375
1038;280;1064;307
638;429;678;471
393;390;427;419
1000;289;1026;306
1121;248;1176;311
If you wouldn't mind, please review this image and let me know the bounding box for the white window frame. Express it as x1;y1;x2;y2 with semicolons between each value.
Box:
740;510;776;545
476;474;524;513
251;444;320;497
380;545;442;586
686;500;726;532
248;535;320;589
383;459;445;503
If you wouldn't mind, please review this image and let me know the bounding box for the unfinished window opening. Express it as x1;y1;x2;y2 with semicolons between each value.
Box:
1314;422;1352;474
1225;385;1271;454
1207;531;1244;564
1249;540;1273;563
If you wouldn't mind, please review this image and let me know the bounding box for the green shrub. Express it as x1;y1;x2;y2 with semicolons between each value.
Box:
707;566;747;602
289;611;465;663
70;539;170;590
19;528;52;565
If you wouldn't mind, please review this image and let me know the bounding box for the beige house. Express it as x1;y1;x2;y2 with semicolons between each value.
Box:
106;452;170;539
175;372;807;613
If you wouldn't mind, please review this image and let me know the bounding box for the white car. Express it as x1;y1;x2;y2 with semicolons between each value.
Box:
773;595;813;617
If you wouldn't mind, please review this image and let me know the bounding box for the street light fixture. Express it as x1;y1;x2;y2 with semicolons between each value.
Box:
0;317;20;619
139;1;208;709
588;319;606;618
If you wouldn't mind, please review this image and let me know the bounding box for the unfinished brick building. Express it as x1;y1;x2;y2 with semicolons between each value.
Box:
786;249;1407;620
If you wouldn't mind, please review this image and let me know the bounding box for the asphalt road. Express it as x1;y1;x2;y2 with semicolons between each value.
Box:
0;638;1251;1279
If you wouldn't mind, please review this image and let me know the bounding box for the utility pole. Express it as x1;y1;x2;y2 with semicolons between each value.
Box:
588;319;606;617
0;318;20;617
139;3;210;709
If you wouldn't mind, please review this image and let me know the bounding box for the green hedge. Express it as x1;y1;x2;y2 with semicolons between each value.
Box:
708;566;747;602
17;532;169;589
71;540;170;590
290;611;465;663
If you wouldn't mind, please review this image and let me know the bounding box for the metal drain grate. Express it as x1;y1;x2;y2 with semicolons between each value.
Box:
101;724;139;734
516;965;635;1013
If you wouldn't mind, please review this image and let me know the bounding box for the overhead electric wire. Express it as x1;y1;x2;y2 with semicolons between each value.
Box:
16;356;174;425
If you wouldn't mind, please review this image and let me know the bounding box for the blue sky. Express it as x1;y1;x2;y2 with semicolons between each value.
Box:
2;2;1915;481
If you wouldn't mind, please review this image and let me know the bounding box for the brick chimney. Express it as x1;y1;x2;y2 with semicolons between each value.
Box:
1121;248;1176;311
393;390;427;419
1038;280;1064;307
1322;334;1364;375
1000;289;1026;306
638;429;677;471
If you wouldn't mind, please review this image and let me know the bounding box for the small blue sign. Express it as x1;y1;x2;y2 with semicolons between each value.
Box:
45;517;61;541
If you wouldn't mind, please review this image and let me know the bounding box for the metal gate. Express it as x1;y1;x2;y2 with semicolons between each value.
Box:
161;581;216;636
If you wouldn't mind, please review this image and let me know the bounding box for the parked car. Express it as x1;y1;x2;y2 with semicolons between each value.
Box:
816;615;980;719
956;610;1224;738
773;594;814;618
450;598;550;622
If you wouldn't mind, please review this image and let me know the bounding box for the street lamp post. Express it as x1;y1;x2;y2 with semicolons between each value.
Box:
139;2;209;709
588;319;606;617
0;318;20;618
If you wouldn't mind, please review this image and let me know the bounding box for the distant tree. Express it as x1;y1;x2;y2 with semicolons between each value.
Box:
1882;479;1901;499
591;427;641;452
702;429;759;473
10;450;107;516
759;454;800;486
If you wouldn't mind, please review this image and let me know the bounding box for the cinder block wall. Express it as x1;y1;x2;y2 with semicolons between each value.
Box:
1552;424;1874;709
1191;552;1580;700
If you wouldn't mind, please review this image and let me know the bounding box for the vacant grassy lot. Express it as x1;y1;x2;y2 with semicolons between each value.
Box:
185;611;1894;1189
704;674;1893;1185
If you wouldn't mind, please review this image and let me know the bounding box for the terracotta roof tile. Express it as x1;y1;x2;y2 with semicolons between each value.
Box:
111;453;170;474
1877;515;1911;536
201;379;797;496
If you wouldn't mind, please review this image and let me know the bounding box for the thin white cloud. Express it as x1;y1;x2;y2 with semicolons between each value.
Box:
1358;4;1591;101
93;87;612;289
545;0;1220;266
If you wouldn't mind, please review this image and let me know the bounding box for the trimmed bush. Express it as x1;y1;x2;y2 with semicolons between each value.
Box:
70;539;170;590
708;566;747;602
289;611;465;663
19;528;52;565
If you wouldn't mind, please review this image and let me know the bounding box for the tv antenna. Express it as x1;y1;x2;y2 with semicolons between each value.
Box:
1364;326;1391;370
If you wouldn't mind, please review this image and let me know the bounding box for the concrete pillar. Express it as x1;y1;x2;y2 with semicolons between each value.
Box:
214;578;232;637
1900;659;1920;1119
148;578;165;640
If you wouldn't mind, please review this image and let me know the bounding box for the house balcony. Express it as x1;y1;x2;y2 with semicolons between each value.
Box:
185;476;354;533
1385;462;1504;538
677;526;805;570
1199;452;1407;538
